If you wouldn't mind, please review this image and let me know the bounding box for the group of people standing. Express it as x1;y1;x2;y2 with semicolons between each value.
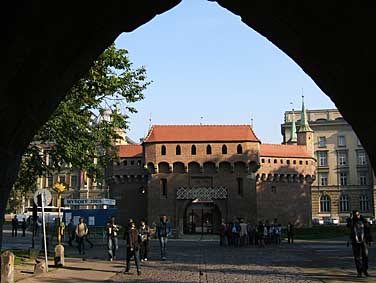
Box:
219;218;294;247
106;214;171;276
11;215;28;237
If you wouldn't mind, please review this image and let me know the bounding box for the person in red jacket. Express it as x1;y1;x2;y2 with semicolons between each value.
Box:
124;221;141;276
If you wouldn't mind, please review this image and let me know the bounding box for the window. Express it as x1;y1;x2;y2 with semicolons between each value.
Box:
274;159;277;164
191;145;196;155
131;160;135;165
123;160;128;166
70;175;78;188
47;154;53;166
58;175;65;183
359;172;368;185
271;186;277;193
299;160;303;165
320;195;331;212
286;160;290;164
340;195;350;212
320;173;328;186
161;178;167;197
222;145;227;154
338;151;348;166
293;160;296;164
280;159;283;164
318;136;327;147
237;144;243;154
176;145;181;155
340;172;348;186
261;159;265;163
360;195;369;212
137;160;142;166
47;175;53;187
338;135;346;147
206;145;212;155
161;145;166;156
237;178;244;196
318;151;328;167
357;151;367;165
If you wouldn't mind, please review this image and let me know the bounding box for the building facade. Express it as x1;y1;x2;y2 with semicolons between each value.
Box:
281;108;375;222
110;109;316;233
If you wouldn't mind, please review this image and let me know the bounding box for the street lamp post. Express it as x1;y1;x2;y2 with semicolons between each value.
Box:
52;181;66;267
53;182;66;244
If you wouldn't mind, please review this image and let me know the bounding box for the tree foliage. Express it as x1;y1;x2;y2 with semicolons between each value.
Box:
10;44;149;208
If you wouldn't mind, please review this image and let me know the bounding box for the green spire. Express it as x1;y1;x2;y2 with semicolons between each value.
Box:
290;108;297;142
298;95;313;132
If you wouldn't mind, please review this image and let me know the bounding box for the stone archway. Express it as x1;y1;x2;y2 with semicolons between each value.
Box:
1;1;375;250
183;199;222;234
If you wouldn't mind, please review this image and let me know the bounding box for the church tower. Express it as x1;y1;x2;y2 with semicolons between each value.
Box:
287;108;297;144
297;96;314;157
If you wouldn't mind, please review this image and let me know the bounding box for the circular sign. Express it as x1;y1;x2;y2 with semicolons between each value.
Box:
34;189;52;207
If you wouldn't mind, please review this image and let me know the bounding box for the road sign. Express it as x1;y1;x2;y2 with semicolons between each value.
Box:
34;189;52;207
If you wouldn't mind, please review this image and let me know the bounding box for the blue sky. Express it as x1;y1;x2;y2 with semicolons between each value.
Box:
115;0;335;144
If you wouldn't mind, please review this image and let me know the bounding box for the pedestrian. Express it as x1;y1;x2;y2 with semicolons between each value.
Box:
106;216;119;261
22;218;27;237
275;223;282;245
347;210;371;277
75;217;88;255
287;222;294;244
219;219;227;246
156;215;171;260
11;215;18;237
83;218;94;248
231;219;241;247
239;219;248;246
139;220;150;261
67;218;75;246
257;221;265;248
124;221;141;276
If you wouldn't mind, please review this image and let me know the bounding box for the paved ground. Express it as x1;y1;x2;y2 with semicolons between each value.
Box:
2;227;376;283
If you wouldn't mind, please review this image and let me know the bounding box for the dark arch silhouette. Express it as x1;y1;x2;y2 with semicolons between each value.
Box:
0;0;375;251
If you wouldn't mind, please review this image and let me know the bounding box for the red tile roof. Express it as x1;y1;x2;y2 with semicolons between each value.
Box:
260;144;313;159
118;144;143;158
143;125;260;143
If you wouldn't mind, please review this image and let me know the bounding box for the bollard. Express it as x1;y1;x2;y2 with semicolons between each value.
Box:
1;250;15;283
54;244;64;267
33;259;46;274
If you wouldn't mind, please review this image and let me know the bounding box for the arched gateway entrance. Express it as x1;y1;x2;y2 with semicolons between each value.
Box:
184;200;221;234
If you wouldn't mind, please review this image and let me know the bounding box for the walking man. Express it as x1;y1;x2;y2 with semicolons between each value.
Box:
106;216;119;261
67;218;75;246
11;215;18;237
21;218;27;237
139;220;150;261
347;210;371;277
75;217;88;255
156;215;171;260
124;221;141;275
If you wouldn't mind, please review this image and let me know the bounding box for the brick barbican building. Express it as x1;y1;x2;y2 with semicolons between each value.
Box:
110;105;316;234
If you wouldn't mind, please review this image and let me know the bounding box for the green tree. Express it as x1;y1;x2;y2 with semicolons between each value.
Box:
10;43;149;206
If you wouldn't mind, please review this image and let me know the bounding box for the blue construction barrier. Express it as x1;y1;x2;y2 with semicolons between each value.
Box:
63;208;117;227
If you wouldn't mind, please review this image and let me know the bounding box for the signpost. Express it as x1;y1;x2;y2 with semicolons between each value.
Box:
34;189;51;272
63;198;116;206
